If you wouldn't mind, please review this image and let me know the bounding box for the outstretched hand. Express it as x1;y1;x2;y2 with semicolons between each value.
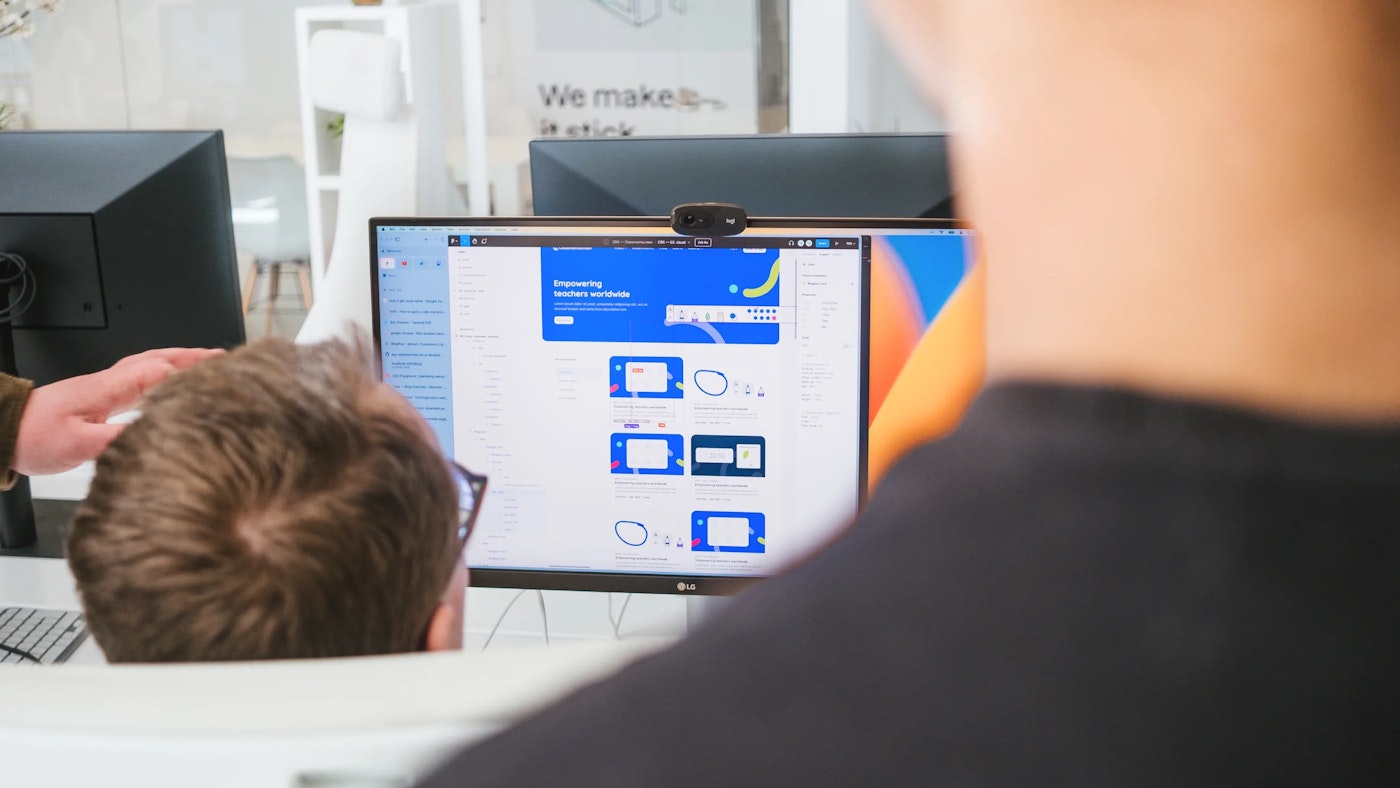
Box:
12;347;225;476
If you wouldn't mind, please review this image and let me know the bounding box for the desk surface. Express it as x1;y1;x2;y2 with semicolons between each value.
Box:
0;568;670;788
0;555;678;787
0;555;82;609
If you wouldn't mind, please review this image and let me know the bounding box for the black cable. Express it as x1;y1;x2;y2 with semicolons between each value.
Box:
0;643;41;663
0;250;37;324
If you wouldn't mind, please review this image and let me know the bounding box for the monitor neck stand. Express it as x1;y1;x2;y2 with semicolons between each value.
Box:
0;291;37;550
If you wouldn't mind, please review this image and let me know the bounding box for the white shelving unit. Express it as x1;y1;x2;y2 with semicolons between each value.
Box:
294;1;482;296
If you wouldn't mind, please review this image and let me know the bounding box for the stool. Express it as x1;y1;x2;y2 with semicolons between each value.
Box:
227;154;314;338
242;258;314;336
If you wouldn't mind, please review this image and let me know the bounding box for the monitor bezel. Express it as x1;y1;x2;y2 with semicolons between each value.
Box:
370;215;967;595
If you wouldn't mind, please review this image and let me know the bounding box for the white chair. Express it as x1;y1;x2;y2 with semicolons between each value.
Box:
227;154;314;337
0;640;666;787
296;29;462;344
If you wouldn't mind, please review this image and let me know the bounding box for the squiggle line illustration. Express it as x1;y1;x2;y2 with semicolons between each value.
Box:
693;370;729;396
743;261;780;298
615;520;649;546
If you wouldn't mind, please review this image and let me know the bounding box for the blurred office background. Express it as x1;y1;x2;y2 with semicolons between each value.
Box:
0;0;944;341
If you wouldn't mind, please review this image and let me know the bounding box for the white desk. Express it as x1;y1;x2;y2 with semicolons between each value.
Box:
29;462;95;501
0;551;676;787
0;558;677;787
0;628;670;788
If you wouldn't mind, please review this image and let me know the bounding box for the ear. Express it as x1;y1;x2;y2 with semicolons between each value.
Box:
425;560;469;651
425;603;462;651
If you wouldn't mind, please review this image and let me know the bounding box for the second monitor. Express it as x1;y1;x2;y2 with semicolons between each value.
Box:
529;133;955;219
0;130;246;550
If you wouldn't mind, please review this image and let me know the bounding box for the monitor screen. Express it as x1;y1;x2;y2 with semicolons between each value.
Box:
371;218;952;595
529;133;955;219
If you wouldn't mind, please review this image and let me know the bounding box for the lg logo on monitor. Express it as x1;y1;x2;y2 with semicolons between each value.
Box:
676;582;697;592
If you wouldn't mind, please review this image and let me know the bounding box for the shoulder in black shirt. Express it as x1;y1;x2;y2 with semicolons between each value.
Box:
421;384;1400;787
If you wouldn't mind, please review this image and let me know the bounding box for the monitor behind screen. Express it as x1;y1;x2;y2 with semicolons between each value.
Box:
0;130;245;386
0;130;246;548
529;133;955;219
0;130;246;388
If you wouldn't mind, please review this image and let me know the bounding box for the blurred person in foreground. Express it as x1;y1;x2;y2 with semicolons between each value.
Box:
420;0;1400;783
66;338;473;662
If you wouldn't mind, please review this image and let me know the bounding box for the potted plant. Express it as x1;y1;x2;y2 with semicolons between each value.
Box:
0;0;63;41
0;0;64;130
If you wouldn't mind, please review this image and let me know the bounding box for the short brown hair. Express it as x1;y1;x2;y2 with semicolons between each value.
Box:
67;337;461;662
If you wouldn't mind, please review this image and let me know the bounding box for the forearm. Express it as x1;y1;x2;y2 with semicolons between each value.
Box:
0;373;34;491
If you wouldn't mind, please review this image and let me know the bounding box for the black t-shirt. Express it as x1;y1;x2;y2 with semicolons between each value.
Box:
421;384;1400;786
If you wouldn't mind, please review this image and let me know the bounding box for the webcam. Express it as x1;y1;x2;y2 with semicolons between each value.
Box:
671;203;748;236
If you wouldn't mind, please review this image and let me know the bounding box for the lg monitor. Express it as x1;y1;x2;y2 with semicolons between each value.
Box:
529;133;956;219
530;132;982;492
371;216;970;596
0;130;246;549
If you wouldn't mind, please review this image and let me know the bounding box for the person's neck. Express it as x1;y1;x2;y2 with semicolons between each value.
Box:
958;9;1400;423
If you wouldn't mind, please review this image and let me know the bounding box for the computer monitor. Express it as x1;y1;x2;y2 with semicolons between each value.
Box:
530;132;980;486
0;130;246;549
529;133;956;218
372;217;967;596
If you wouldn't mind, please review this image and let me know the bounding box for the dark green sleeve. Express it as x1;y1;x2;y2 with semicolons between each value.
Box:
0;373;34;491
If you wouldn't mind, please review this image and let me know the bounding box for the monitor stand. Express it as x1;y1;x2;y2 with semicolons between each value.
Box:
0;476;36;549
0;498;77;557
469;588;732;649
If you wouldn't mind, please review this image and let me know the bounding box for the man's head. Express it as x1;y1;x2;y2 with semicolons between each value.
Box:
868;0;1400;421
67;337;467;662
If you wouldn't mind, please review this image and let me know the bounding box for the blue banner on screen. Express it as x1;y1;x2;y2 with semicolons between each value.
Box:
611;433;685;475
691;511;767;553
609;356;684;399
542;247;781;344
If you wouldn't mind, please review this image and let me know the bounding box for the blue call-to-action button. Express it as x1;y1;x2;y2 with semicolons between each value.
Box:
815;239;831;248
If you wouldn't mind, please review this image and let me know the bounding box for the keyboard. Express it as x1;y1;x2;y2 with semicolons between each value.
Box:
0;607;88;665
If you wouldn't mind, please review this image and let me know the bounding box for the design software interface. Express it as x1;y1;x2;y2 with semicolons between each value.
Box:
375;224;868;579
